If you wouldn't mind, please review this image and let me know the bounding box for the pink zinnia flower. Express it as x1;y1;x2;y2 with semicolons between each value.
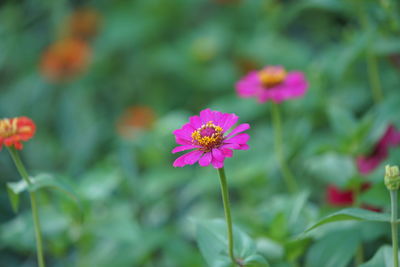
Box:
172;109;250;169
327;124;400;208
235;65;308;103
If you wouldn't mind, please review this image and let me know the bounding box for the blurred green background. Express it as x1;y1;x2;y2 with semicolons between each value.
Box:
1;0;400;266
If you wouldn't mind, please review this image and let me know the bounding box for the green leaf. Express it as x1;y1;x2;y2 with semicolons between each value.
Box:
28;174;78;202
327;105;356;136
6;174;80;213
6;180;27;213
305;208;390;233
195;219;268;267
361;245;399;267
305;228;361;267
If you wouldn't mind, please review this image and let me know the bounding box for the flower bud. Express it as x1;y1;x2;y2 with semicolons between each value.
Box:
384;165;400;190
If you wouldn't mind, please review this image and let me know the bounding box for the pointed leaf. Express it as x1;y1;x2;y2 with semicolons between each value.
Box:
305;208;390;233
6;180;27;213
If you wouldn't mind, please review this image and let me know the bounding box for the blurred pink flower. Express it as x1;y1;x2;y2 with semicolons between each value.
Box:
327;124;400;209
235;65;308;103
172;109;249;169
356;125;400;175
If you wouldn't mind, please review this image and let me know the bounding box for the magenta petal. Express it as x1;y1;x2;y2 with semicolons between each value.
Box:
226;123;250;138
200;109;213;123
238;144;250;150
225;133;250;144
189;115;202;129
212;148;225;161
235;72;260;98
221;148;233;158
199;152;212;166
175;136;192;145
173;153;190;167
220;113;239;132
211;158;224;169
184;150;203;165
172;145;198;154
222;143;241;149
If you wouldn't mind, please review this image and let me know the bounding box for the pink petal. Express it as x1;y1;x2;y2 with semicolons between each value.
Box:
173;153;190;167
200;109;213;123
220;113;239;132
211;158;224;169
238;144;249;150
172;145;198;154
199;152;212;166
184;150;204;165
189;115;202;129
226;123;250;138
235;72;260;98
225;133;250;144
212;148;225;161
221;148;233;158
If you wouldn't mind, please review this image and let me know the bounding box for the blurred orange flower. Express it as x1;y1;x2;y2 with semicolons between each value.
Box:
0;117;36;150
66;8;101;40
40;38;91;82
117;106;156;139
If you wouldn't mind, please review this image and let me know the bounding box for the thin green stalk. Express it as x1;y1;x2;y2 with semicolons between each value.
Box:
271;102;297;193
366;52;384;104
8;148;46;267
390;190;399;267
217;167;237;266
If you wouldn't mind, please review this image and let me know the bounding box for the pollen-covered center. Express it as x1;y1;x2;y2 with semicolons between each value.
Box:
0;119;18;138
258;66;287;88
192;121;224;151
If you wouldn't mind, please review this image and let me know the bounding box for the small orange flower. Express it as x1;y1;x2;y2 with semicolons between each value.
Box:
117;106;156;139
40;38;91;82
67;8;101;40
0;117;36;150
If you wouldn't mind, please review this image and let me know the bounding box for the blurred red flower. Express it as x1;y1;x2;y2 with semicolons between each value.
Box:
327;125;400;208
0;117;36;150
117;106;156;139
66;8;101;40
40;38;91;82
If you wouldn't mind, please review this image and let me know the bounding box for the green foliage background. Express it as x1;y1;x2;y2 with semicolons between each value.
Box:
0;0;400;266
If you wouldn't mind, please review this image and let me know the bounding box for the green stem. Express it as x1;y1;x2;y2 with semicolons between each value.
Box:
390;190;399;267
271;102;298;193
217;167;237;266
355;245;364;266
366;52;384;104
8;148;46;267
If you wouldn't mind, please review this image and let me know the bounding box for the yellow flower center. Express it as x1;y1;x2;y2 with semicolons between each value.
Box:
192;121;223;151
258;66;287;88
0;119;18;138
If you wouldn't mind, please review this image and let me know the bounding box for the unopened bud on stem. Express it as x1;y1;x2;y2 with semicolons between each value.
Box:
385;165;400;191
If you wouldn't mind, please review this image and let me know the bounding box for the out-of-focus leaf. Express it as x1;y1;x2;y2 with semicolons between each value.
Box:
327;104;356;136
6;174;79;213
195;219;268;267
361;245;399;267
306;153;356;187
6;180;26;213
306;228;360;267
305;208;390;233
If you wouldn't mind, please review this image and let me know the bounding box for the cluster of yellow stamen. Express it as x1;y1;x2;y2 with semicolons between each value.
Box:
192;121;224;151
258;67;287;88
0;118;18;138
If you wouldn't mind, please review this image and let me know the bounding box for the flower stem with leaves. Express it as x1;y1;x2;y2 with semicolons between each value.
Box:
8;147;46;267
